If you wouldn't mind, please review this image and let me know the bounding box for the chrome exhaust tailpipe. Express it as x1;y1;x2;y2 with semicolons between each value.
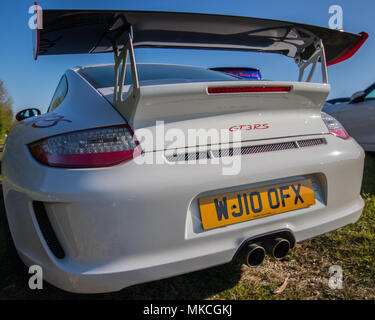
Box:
245;243;266;267
264;237;290;260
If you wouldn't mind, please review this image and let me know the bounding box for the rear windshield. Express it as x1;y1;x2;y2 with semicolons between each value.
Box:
78;64;241;88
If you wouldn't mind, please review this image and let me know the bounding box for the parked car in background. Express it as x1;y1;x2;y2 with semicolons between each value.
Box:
323;83;375;151
210;67;262;80
326;97;350;105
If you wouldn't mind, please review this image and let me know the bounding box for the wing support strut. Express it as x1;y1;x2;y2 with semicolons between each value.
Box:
113;27;140;107
295;39;328;84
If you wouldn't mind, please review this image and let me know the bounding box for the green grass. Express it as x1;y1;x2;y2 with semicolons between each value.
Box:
0;153;375;300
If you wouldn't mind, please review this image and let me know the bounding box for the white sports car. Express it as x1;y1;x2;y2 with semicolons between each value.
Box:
2;9;368;293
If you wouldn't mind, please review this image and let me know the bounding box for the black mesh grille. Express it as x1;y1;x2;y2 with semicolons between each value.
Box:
212;141;298;158
297;138;326;148
165;151;210;162
33;201;65;259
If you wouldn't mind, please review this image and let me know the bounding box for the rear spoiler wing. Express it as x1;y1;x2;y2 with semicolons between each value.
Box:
33;6;368;104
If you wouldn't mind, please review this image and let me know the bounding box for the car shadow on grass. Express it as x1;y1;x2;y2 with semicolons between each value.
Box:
0;179;243;300
362;152;375;195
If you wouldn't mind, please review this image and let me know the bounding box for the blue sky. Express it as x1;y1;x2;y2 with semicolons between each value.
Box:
0;0;374;114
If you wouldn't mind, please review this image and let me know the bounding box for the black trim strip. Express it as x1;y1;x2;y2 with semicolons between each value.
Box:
33;201;65;259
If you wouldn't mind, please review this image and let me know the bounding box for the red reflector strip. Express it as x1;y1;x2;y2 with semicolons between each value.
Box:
329;128;350;140
207;86;291;94
327;31;369;66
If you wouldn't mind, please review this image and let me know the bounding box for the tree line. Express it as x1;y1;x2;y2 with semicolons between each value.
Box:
0;80;14;143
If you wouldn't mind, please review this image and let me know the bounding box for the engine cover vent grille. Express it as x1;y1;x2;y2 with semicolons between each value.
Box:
297;138;326;148
165;138;326;162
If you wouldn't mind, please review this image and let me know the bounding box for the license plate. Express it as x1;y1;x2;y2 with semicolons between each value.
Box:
199;179;316;230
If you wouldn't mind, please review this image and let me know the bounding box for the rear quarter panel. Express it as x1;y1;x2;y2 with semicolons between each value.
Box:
2;69;125;193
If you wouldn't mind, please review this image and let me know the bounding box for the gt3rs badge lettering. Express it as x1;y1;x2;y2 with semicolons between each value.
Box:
229;124;269;132
29;114;72;128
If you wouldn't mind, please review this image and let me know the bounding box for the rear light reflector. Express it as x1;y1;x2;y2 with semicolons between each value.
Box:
321;112;350;140
29;125;141;168
207;86;291;94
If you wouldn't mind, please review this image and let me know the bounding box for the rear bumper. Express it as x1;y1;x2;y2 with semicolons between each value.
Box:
2;134;365;293
17;197;363;293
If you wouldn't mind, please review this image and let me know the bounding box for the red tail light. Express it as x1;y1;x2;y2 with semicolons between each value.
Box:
29;125;141;168
207;86;291;94
321;112;350;140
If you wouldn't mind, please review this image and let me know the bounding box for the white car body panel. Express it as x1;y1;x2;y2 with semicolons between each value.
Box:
119;81;330;129
2;62;365;293
8;70;125;145
98;79;330;150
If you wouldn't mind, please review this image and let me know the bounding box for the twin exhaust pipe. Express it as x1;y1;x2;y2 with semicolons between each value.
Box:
245;237;291;267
